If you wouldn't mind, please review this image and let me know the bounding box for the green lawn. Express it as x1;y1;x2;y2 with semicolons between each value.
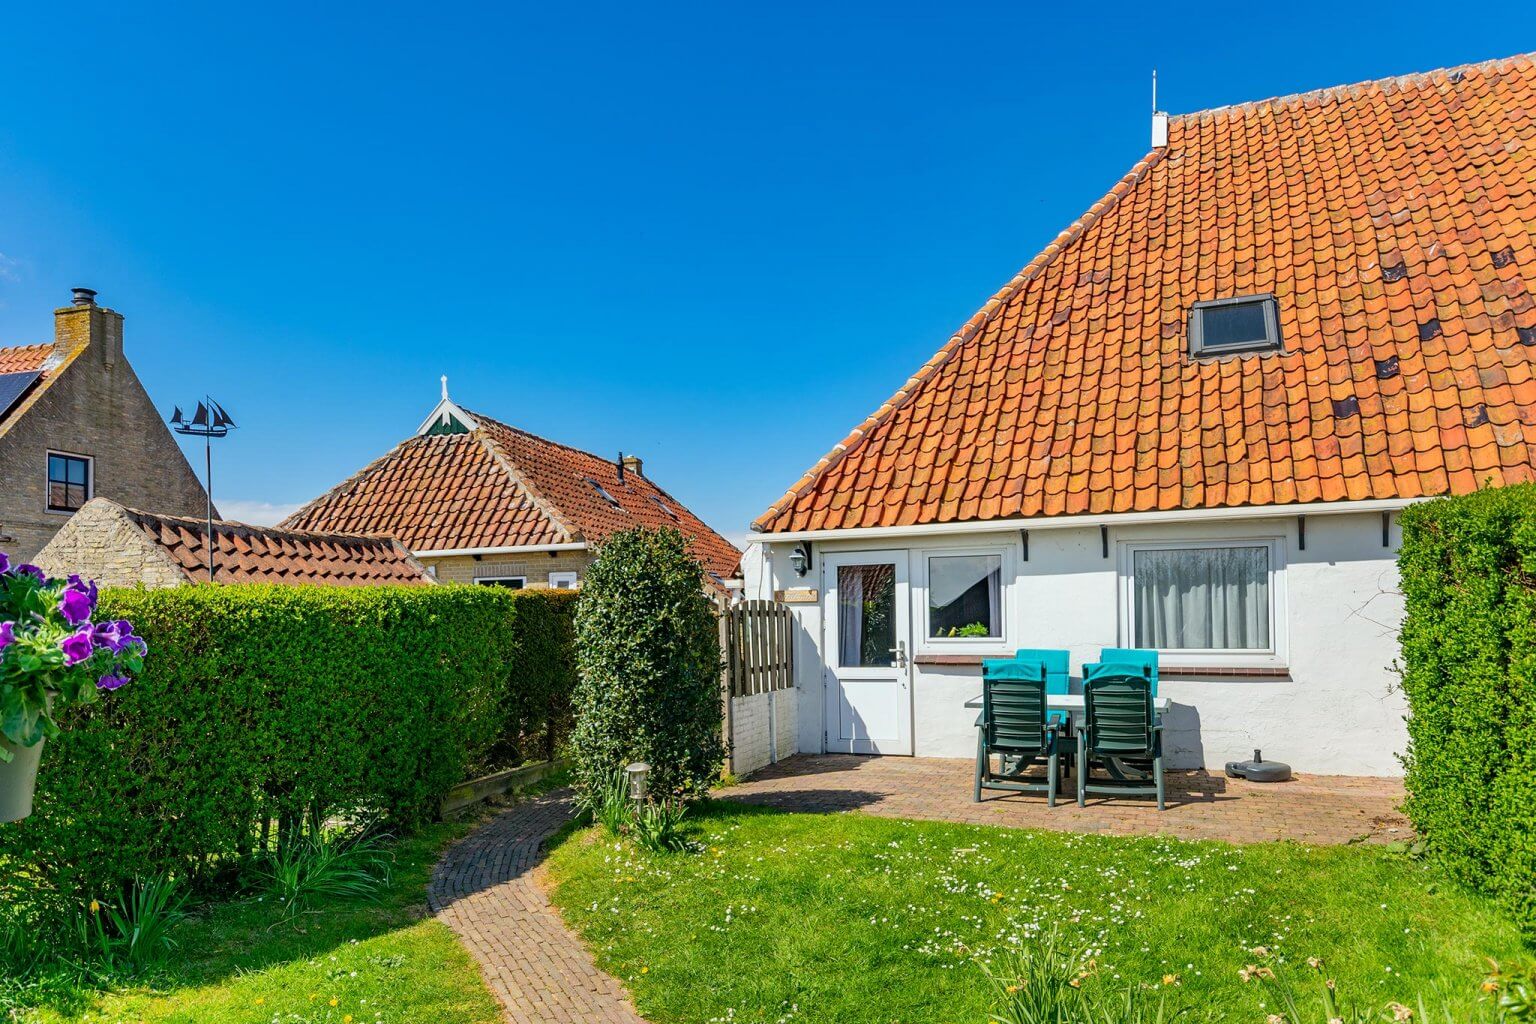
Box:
11;825;500;1024
545;800;1528;1023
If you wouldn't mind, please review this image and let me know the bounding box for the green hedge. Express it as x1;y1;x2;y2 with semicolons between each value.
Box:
1398;485;1536;941
0;583;576;919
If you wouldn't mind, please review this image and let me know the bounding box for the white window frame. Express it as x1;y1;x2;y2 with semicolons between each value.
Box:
475;575;527;589
45;450;93;515
548;571;578;589
915;544;1012;655
1117;536;1288;669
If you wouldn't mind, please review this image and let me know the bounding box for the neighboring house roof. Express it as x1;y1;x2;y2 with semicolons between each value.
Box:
754;53;1536;535
282;409;742;579
0;344;52;374
111;501;435;586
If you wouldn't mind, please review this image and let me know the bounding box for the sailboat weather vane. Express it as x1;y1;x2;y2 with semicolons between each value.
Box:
168;397;236;582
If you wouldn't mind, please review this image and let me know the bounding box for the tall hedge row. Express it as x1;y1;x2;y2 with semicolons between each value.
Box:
1398;485;1536;941
0;583;576;919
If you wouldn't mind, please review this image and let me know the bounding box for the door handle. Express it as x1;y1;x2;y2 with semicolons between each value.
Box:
889;641;907;668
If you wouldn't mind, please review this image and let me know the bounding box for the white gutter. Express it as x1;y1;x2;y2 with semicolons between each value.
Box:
412;542;588;558
747;497;1423;544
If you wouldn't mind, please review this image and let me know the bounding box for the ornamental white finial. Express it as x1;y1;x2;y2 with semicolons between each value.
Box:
441;375;449;401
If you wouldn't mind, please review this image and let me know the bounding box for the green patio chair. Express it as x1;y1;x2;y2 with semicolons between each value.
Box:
1076;663;1165;811
1015;648;1071;728
975;658;1062;805
1098;647;1159;697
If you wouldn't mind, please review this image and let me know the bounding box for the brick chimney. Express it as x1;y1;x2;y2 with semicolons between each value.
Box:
621;454;643;478
54;287;124;367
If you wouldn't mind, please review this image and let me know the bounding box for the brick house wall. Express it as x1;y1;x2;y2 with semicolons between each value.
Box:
426;550;592;588
0;297;209;560
33;498;189;588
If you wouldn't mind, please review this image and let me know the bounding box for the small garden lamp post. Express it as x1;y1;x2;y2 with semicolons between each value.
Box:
168;398;236;582
626;762;650;806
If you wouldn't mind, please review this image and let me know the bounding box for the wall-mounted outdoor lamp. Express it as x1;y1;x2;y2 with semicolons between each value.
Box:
625;762;650;804
789;541;813;577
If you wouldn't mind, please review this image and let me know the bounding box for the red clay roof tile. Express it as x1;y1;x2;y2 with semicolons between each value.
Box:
754;53;1536;534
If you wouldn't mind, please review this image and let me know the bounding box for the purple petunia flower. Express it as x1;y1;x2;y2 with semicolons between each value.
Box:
93;619;145;656
96;671;129;691
0;552;9;576
60;625;95;666
15;564;45;585
58;587;94;626
0;621;12;650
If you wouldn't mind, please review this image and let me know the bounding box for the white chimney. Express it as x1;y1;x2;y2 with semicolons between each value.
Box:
1151;111;1169;148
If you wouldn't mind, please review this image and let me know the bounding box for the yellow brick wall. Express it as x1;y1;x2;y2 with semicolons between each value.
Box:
425;551;593;589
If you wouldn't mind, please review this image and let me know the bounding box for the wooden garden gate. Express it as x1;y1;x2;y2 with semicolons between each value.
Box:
720;599;796;773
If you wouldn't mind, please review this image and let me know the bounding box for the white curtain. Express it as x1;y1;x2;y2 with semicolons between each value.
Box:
1133;546;1269;650
928;554;1002;636
838;566;865;668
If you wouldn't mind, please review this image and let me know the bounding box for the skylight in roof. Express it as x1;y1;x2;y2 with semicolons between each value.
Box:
585;477;621;507
648;493;679;521
1189;294;1281;358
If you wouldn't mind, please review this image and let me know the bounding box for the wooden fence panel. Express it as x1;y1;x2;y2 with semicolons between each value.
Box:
725;600;794;697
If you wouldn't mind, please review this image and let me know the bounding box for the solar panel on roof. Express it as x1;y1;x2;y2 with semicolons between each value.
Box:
0;371;41;420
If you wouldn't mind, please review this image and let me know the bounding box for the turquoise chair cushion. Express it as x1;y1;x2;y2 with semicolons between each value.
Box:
984;658;1047;681
1015;649;1070;725
1098;647;1159;696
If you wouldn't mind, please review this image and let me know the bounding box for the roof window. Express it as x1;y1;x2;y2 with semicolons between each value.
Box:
1189;294;1281;358
585;477;621;507
648;493;679;521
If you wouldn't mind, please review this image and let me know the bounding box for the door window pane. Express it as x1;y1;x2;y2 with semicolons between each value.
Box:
928;554;1001;638
837;564;895;667
1132;546;1270;650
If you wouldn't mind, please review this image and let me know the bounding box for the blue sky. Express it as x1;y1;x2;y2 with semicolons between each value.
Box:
0;5;1525;543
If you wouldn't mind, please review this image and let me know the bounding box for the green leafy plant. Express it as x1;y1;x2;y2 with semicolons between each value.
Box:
976;927;1098;1024
77;873;188;974
1082;986;1187;1024
946;622;992;638
629;799;692;853
1245;956;1514;1023
1398;486;1536;941
576;769;633;836
0;584;576;927
258;828;393;918
572;527;725;802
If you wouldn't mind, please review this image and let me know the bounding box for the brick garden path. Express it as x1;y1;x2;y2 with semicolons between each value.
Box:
430;757;1409;1022
428;789;649;1024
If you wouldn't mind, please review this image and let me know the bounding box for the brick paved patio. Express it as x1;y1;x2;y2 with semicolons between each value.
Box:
721;754;1411;845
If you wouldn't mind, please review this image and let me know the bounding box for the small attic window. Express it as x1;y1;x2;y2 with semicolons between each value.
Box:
648;493;679;521
1189;294;1281;358
585;477;621;507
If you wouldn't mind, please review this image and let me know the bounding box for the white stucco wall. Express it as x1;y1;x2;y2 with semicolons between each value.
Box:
757;511;1408;776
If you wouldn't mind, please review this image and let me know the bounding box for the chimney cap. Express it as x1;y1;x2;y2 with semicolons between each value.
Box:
71;287;98;307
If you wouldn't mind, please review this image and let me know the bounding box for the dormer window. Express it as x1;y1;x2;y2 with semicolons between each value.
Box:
1189;294;1281;358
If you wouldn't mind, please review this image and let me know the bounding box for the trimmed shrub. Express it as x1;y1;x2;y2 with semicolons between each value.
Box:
571;528;724;800
1398;484;1536;941
0;583;575;922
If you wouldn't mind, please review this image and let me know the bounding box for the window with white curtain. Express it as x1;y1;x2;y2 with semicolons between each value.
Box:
927;553;1002;639
1126;543;1276;652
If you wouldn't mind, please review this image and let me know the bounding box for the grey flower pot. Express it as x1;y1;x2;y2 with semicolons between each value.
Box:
0;734;44;823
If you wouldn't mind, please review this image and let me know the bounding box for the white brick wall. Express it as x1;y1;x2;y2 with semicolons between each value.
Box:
729;686;798;776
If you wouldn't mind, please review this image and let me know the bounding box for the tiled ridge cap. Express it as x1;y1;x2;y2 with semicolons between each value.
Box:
750;146;1167;533
122;503;408;548
463;414;581;544
280;432;467;528
1172;50;1535;123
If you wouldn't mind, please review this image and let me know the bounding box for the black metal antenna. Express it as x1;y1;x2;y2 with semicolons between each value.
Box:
169;397;236;582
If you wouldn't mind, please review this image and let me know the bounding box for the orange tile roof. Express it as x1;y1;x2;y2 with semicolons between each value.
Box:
118;504;434;586
0;344;52;374
283;411;742;579
754;53;1536;534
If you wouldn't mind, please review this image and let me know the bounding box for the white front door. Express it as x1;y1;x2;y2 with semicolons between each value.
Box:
823;551;912;755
